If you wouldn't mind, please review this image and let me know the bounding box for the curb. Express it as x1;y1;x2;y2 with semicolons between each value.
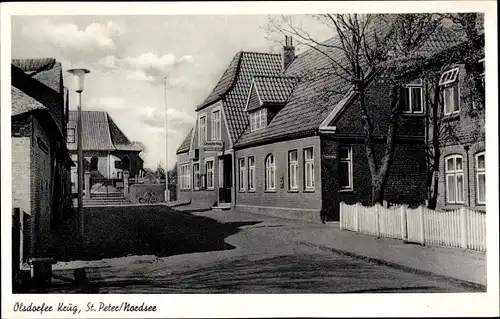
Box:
296;241;486;292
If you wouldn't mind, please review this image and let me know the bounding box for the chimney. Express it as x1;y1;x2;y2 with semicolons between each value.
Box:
281;36;295;72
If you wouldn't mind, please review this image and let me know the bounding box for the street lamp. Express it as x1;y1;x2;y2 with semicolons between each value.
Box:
67;68;90;236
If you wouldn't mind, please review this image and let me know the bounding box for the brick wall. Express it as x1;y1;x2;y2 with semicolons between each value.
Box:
235;136;322;222
321;138;427;221
12;116;32;214
31;116;53;257
334;78;425;137
12;137;32;214
427;64;486;211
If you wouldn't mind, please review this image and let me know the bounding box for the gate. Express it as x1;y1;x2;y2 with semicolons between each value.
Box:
89;174;124;198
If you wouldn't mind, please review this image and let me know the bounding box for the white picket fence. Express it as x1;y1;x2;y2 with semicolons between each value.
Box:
340;202;486;252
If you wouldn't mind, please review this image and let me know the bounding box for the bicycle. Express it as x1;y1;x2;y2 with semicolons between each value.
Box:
138;191;158;204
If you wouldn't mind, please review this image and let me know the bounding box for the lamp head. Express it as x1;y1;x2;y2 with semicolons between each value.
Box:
67;68;90;92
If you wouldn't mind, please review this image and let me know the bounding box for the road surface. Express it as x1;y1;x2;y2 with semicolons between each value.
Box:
27;205;478;293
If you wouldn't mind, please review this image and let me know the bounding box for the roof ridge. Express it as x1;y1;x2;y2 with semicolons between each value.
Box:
241;51;280;56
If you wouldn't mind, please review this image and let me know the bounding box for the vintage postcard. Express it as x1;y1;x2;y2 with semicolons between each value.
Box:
1;1;498;318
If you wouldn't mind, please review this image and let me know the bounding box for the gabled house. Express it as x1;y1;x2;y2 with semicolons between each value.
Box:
11;58;73;263
67;110;144;194
177;25;484;222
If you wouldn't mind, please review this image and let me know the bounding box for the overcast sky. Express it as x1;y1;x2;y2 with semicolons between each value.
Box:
10;15;331;170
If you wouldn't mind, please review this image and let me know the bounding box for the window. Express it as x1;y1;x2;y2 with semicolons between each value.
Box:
475;152;485;205
288;150;298;190
248;157;255;191
206;160;214;190
265;154;276;191
250;108;267;132
212;110;221;141
439;68;460;116
445;155;464;204
180;164;191;190
193;163;200;190
402;86;423;113
67;128;75;143
238;158;246;192
198;116;207;146
339;146;353;190
439;67;459;86
304;148;315;191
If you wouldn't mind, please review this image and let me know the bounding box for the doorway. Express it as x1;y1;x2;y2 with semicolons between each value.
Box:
218;154;232;204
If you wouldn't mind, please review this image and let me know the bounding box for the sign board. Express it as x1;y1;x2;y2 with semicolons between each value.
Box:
203;140;224;152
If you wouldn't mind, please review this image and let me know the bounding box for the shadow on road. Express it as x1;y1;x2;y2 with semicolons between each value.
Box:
52;205;260;262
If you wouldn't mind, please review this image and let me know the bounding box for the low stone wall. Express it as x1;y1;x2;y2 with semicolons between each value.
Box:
128;184;166;204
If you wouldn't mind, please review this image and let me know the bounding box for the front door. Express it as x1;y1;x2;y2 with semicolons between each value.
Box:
218;155;232;204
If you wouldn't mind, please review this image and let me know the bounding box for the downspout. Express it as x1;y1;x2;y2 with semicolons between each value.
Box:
464;145;471;207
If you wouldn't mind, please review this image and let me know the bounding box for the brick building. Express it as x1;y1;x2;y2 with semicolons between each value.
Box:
67;110;144;194
176;26;485;222
11;58;74;263
423;37;486;212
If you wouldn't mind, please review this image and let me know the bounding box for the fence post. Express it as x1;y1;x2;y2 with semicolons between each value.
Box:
123;171;130;196
84;172;91;199
419;205;425;246
383;200;388;208
355;203;360;233
376;204;381;239
339;202;343;230
460;207;468;249
400;205;407;243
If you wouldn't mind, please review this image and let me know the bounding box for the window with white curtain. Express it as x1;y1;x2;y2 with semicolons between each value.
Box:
265;154;275;191
206;160;214;190
238;158;246;192
248;156;255;191
475;152;485;205
288;150;298;190
304;148;315;191
212;110;221;141
445;154;464;204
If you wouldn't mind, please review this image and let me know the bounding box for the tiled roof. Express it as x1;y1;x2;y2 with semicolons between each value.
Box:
11;86;48;116
176;128;193;154
250;75;297;109
12;58;63;94
67;111;142;152
222;52;283;142
235;24;465;148
197;52;242;111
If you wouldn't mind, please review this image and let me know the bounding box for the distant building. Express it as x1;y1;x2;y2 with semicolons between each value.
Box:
11;58;73;262
66;110;144;194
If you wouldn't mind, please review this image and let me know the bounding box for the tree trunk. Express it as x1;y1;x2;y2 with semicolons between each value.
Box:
427;78;442;210
372;85;401;205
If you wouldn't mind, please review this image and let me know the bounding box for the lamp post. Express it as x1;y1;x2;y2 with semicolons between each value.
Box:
67;68;90;236
164;76;170;203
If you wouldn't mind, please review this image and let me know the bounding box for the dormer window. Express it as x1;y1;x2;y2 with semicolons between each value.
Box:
250;108;267;132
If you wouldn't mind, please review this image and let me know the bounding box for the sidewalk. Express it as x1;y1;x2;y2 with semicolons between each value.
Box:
195;209;486;288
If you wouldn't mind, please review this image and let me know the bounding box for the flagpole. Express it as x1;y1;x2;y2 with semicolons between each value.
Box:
164;76;169;203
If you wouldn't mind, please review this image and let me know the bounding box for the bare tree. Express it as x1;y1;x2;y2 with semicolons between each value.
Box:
266;14;442;204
